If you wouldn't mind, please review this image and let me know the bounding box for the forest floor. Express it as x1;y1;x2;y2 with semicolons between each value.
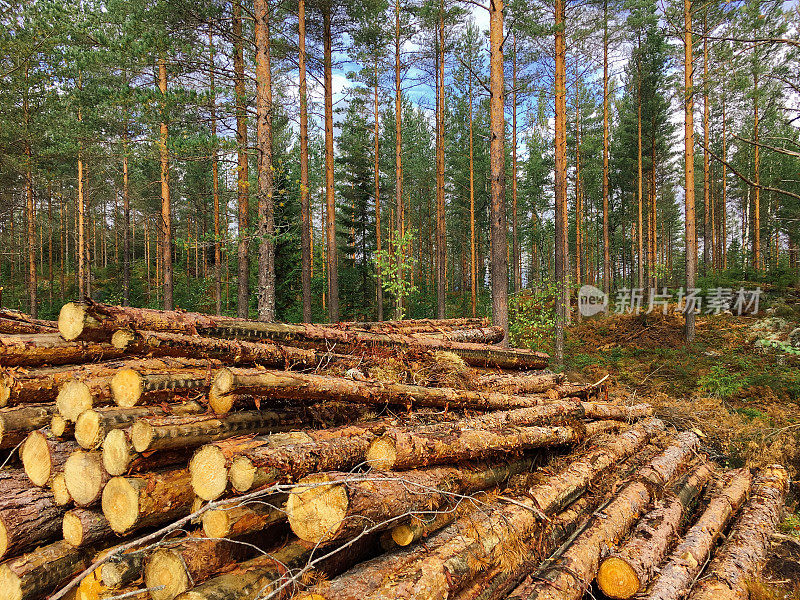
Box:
559;306;800;597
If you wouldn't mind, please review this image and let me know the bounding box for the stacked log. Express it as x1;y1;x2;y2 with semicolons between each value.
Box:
0;304;788;600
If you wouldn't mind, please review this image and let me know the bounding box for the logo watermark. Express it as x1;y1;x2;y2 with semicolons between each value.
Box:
577;286;761;317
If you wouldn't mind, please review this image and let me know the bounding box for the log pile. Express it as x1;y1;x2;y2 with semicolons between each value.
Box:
0;303;789;600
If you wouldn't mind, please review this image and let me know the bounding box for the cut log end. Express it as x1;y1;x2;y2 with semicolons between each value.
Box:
207;392;237;415
201;510;231;539
52;473;71;505
365;437;396;470
56;380;93;422
0;518;8;559
75;410;101;449
130;421;154;454
0;379;10;407
111;329;136;350
110;368;143;407
228;457;257;492
58;302;88;341
101;477;138;533
143;549;189;600
62;512;84;547
391;524;416;547
286;474;349;544
596;556;641;600
211;368;235;396
0;563;22;600
190;445;229;501
21;430;53;486
102;428;133;476
51;414;69;438
64;451;107;506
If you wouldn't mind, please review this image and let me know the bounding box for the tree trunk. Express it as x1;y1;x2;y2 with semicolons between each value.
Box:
109;366;210;408
553;0;567;365
209;27;221;315
684;0;696;341
367;419;622;470
506;433;700;600
435;2;446;320
101;467;194;534
469;73;477;317
422;326;504;343
63;450;109;506
0;405;54;448
602;0;611;294
0;335;127;369
287;457;534;544
232;0;250;319
25;134;37;318
374;62;383;321
512;32;520;293
21;429;79;486
323;4;339;322
637;48;644;291
687;465;788;600
394;0;404;319
488;0;508;343
0;540;90;600
596;462;714;598
0;470;64;559
475;372;565;394
101;427;188;477
334;317;488;333
299;0;312;322
157;54;173;311
202;496;287;539
255;0;275;322
62;508;113;548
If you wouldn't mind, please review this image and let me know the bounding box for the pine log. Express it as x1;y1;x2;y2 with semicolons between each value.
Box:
286;457;535;544
0;470;64;559
174;534;380;600
0;311;57;335
51;473;72;505
56;378;114;423
143;535;255;600
110;369;211;408
50;414;73;438
64;451;110;507
596;462;715;599
101;467;195;534
100;549;145;589
75;402;204;450
418;326;505;344
101;428;188;477
21;429;78;486
130;410;308;454
366;420;622;471
209;368;550;414
528;417;665;514
62;508;113;548
685;465;789;600
0;540;91;600
387;497;481;548
0;333;125;367
335;317;490;333
505;431;701;600
475;372;566;395
0;405;54;449
201;495;288;538
638;489;752;599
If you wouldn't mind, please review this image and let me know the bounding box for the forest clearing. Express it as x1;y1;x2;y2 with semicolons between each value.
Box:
0;302;796;600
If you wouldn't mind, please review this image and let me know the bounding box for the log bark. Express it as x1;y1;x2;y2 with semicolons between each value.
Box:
101;428;191;477
686;465;789;600
62;508;113;548
0;333;125;367
210;368;550;414
110;368;211;408
75;402;203;450
286;457;535;544
640;468;753;600
101;467;195;534
365;420;622;471
21;429;79;486
201;495;287;538
100;549;144;589
505;431;701;600
596;462;715;599
64;451;110;507
0;405;54;449
143;535;255;600
130;410;309;453
0;310;57;334
0;470;64;560
419;326;504;344
475;373;565;395
334;317;490;334
0;540;90;600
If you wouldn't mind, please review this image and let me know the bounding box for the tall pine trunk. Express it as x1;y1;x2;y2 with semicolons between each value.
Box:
77;73;86;300
636;46;644;291
374;61;383;321
323;3;339;321
209;27;222;315
394;0;403;319
24;65;37;318
233;0;250;318
753;71;760;271
554;0;567;364
702;15;710;274
512;33;520;293
157;54;173;311
435;3;446;319
684;0;696;341
299;0;312;323
469;72;476;317
602;0;611;294
489;0;509;344
255;0;275;322
122;130;131;306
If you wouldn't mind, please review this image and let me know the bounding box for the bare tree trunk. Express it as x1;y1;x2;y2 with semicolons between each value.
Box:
299;0;312;322
637;46;644;291
122;128;131;306
753;71;760;271
574;63;582;315
157;54;173;311
469;72;477;317
233;0;250;319
703;15;710;274
684;0;696;341
722;93;728;270
255;0;275;322
394;0;403;319
373;63;383;322
24;66;37;318
489;0;508;343
435;3;446;319
512;32;520;293
323;3;339;322
77;74;86;300
209;27;222;315
602;0;611;295
554;0;567;364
